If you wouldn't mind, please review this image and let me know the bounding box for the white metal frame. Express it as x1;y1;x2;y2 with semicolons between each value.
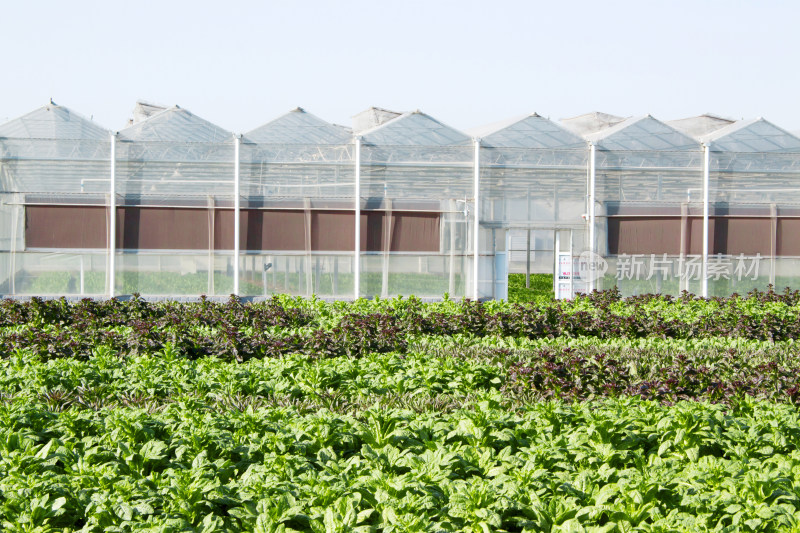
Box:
473;138;480;300
233;135;241;296
702;143;709;298
108;132;117;298
354;136;361;300
588;142;596;292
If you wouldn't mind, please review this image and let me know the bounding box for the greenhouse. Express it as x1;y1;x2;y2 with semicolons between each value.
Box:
1;101;799;300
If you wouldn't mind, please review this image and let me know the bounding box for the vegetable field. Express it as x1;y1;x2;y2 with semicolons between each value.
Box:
4;289;800;532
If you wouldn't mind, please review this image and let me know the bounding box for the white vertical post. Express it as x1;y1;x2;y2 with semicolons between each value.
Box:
588;142;596;292
109;132;116;298
702;143;710;298
233;135;241;296
9;203;17;295
526;229;531;289
80;255;85;295
569;230;574;298
554;230;561;299
448;199;456;295
354;136;361;300
473;138;480;300
207;195;215;295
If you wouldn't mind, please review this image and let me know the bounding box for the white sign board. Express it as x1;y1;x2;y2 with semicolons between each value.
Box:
556;252;583;300
558;252;573;280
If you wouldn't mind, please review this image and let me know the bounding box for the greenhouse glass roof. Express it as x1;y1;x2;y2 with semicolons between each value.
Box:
359;111;470;146
666;114;735;139
701;118;800;152
245;108;352;145
0;103;108;140
586;116;699;151
117;106;231;143
472;113;585;149
352;107;403;134
560;111;625;137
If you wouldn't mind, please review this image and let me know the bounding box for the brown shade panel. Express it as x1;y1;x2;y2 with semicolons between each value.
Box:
712;217;771;256
607;217;681;255
27;206;444;253
312;211;355;251
687;217;714;255
688;217;773;255
777;219;800;256
25;205;107;249
360;211;441;252
215;209;306;251
362;212;384;252
116;207;209;250
389;211;440;252
215;209;441;253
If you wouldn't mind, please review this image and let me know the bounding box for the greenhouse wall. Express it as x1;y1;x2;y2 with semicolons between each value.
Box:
0;132;111;296
2;103;800;300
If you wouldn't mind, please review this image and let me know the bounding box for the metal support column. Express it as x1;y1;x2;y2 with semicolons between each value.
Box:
381;199;392;298
233;135;241;296
679;202;689;293
354;137;361;300
109;132;117;298
554;230;560;298
526;229;531;288
207;195;215;295
588;142;596;292
702;143;710;298
473;138;480;300
448;199;456;295
303;198;312;297
770;203;777;286
569;230;574;298
9;201;18;295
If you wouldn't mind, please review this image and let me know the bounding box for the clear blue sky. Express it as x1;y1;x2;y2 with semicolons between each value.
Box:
3;0;799;134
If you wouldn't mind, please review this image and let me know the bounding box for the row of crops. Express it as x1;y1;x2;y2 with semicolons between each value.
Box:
3;289;800;531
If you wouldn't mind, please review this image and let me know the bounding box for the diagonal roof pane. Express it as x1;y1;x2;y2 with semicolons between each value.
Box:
701;118;800;152
666;113;735;140
359;111;470;146
245;108;352;144
0;102;109;140
587;116;699;151
472;113;586;149
560;111;625;137
118;106;232;142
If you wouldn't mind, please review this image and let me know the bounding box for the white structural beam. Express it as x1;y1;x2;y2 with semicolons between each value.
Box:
354;136;361;300
109;132;117;299
233;135;241;296
473;138;481;301
588;142;596;292
702;143;710;298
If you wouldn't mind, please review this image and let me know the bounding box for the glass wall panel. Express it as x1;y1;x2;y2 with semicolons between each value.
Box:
238;253;355;299
360;253;467;299
480;147;588;224
240;144;354;201
3;251;107;296
709;151;800;292
116;140;234;201
116;252;214;296
480;147;588;299
595;149;704;296
0;133;110;297
360;144;472;299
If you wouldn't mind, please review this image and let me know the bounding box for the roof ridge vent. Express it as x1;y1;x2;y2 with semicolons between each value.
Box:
352;106;403;133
